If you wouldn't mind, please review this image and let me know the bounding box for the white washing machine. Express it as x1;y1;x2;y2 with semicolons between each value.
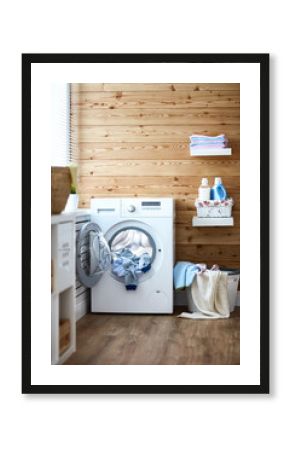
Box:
76;197;174;314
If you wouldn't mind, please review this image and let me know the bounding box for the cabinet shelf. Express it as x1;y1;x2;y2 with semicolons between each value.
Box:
192;217;234;227
190;147;232;156
51;214;76;365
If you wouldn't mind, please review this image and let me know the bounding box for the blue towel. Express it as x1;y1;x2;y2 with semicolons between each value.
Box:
190;134;226;143
173;261;201;290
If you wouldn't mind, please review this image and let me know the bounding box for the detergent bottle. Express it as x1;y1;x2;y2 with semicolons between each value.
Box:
210;177;228;200
198;178;211;201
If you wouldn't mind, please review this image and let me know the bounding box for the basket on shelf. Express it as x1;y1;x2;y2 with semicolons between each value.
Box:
51;166;71;214
195;198;234;218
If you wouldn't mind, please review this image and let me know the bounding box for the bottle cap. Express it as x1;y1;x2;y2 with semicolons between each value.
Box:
214;177;222;185
201;178;209;186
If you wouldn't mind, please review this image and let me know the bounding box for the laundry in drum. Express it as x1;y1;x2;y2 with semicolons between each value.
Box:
111;248;152;290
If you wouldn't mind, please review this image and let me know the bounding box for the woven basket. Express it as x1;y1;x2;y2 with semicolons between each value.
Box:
51;167;71;214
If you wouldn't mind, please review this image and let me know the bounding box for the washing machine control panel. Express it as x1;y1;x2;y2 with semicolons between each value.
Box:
120;198;174;218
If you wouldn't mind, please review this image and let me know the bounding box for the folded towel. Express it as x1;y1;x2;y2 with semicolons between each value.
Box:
190;135;228;148
190;140;228;146
190;134;226;142
173;261;206;290
179;270;230;320
190;139;226;144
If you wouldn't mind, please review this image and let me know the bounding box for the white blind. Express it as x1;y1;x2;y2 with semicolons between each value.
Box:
69;84;79;165
51;83;70;166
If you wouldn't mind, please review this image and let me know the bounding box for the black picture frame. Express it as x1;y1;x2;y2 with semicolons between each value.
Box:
22;53;269;394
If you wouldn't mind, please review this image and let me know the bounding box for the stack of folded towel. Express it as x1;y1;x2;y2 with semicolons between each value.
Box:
189;134;228;152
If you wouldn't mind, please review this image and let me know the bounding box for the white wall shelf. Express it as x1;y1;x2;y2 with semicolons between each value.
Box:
192;217;234;227
190;148;232;156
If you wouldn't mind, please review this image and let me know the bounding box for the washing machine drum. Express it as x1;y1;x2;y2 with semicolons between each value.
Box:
108;226;156;284
76;222;111;288
110;228;155;259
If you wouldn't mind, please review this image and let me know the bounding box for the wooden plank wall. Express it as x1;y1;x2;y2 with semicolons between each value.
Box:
70;83;240;269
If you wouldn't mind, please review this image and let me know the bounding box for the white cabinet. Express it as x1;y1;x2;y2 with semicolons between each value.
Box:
51;213;76;364
52;221;74;292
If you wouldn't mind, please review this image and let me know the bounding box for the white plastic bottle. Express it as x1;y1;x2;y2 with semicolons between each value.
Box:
198;178;211;201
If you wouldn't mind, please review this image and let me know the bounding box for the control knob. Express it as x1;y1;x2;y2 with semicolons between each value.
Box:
127;205;136;213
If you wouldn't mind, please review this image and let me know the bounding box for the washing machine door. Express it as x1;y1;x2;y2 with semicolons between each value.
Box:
76;222;111;288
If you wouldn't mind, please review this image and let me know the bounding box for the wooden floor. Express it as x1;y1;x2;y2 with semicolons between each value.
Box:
65;307;240;365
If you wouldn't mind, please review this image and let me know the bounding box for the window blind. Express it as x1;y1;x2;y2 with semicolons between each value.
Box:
68;83;79;165
51;83;79;166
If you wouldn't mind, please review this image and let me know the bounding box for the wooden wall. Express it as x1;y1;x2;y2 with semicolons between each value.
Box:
70;83;240;269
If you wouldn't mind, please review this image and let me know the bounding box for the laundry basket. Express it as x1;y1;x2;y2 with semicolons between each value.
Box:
186;268;240;313
195;198;234;218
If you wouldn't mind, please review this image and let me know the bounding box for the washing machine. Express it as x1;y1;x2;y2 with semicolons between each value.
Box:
76;197;174;314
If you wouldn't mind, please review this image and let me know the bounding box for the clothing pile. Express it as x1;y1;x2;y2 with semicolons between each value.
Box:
189;134;228;153
174;261;230;319
111;248;152;290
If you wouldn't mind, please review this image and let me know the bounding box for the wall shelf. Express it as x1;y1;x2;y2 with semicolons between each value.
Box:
192;217;234;227
190;148;232;156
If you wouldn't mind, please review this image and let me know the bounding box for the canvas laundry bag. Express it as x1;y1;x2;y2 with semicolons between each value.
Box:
179;270;230;320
